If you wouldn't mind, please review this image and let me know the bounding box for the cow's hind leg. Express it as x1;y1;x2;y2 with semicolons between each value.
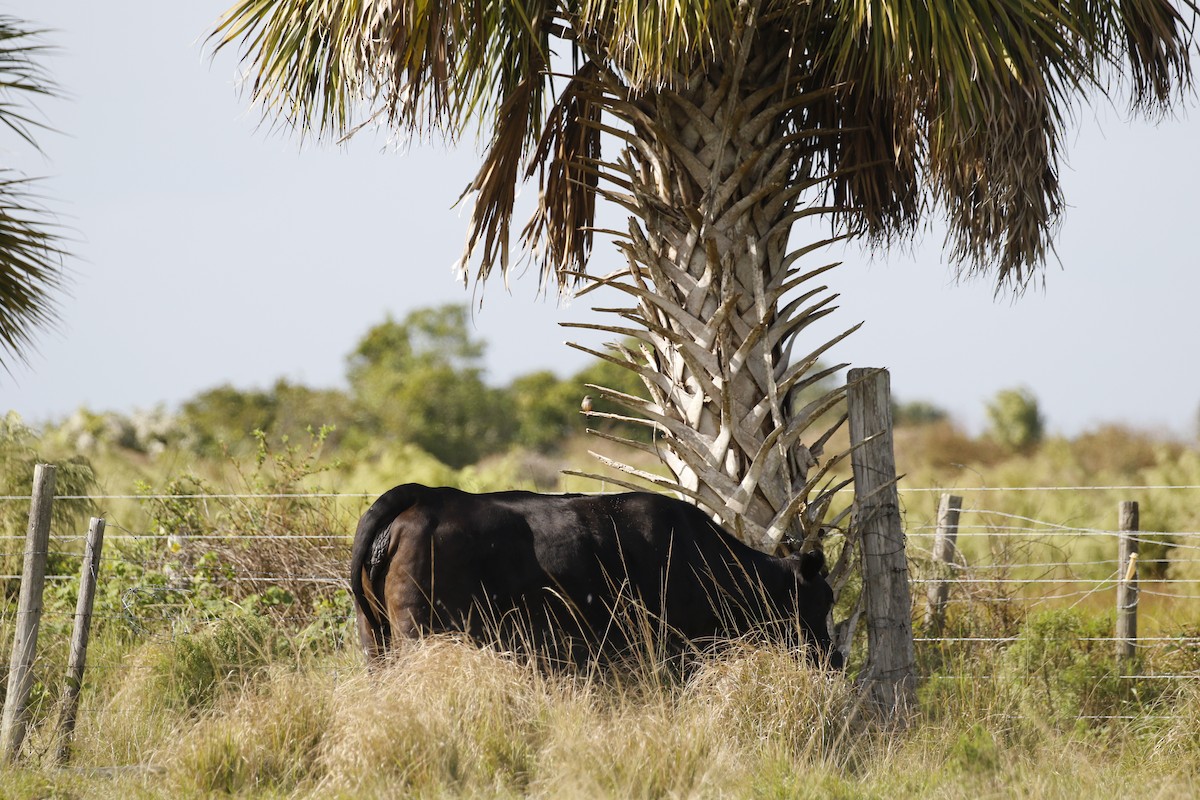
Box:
382;509;435;646
357;607;387;666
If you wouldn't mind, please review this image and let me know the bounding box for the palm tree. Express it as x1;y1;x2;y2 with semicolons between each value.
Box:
0;16;66;372
212;0;1194;551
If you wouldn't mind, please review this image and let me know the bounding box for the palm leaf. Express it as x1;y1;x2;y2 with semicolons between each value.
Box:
0;17;66;371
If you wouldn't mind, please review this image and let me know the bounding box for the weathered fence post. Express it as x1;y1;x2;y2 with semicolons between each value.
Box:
0;463;57;762
53;516;106;765
847;368;916;718
923;494;962;637
1116;501;1139;662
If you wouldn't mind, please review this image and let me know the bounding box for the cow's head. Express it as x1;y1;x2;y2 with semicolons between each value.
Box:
790;549;844;670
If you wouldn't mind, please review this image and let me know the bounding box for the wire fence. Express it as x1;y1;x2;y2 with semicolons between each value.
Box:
0;489;363;677
899;487;1200;724
2;485;1199;725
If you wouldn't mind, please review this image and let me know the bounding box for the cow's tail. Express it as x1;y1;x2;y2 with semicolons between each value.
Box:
350;484;423;663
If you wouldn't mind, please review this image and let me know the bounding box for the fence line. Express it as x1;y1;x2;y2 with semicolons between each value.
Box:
916;636;1200;643
7;494;1200;604
5;483;1200;503
0;493;377;502
3;485;1199;736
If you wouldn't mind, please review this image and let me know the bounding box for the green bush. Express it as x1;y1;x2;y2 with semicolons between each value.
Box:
141;612;280;713
0;411;97;542
1002;609;1129;727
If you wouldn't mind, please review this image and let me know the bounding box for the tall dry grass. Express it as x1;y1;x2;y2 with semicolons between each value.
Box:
169;638;858;799
1;625;1198;798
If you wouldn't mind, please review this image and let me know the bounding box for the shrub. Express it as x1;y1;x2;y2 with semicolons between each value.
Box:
135;429;353;614
1002;609;1129;727
136;612;279;713
0;412;97;542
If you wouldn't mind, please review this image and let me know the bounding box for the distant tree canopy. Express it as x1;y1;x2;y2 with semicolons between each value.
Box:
347;306;509;468
505;370;579;453
346;306;652;465
168;305;659;467
986;388;1046;452
180;380;359;456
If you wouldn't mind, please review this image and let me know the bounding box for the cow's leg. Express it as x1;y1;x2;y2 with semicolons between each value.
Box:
383;508;435;644
357;606;387;666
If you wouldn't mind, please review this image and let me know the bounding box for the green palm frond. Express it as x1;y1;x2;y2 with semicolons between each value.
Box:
0;17;56;149
212;0;554;141
822;0;1195;288
0;16;65;371
0;175;67;371
212;0;383;138
214;0;1197;291
572;0;736;88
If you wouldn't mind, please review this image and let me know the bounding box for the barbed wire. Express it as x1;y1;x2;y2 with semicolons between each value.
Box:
5;486;1200;727
922;674;1200;680
953;559;1200;569
911;577;1200;584
3;484;1200;504
0;492;377;501
911;512;1200;538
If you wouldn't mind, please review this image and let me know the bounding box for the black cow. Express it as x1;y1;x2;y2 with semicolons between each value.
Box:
350;484;842;669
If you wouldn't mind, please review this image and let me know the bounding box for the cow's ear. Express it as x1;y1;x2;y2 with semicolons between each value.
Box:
798;549;825;581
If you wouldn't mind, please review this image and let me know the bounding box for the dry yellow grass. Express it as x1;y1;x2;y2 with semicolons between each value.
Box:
2;631;1199;799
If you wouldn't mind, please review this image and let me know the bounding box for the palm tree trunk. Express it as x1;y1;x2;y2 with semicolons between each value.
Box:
565;44;855;552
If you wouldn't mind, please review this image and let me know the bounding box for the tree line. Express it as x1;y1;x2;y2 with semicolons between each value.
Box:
177;304;646;468
40;302;1048;476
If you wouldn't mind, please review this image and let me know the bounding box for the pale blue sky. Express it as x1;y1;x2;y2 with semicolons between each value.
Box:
3;2;1199;438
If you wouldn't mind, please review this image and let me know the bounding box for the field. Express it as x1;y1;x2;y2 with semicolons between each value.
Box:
1;419;1199;797
2;630;1199;798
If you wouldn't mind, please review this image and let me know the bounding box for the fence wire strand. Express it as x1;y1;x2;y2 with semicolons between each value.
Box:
4;485;1200;728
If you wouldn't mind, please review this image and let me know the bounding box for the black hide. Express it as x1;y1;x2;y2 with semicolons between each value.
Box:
351;484;842;669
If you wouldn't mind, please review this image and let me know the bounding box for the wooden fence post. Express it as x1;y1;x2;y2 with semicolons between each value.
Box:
53;517;106;765
847;368;916;718
0;464;57;762
1116;501;1139;662
923;494;962;637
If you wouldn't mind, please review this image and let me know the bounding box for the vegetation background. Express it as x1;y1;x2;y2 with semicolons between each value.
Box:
1;0;1197;792
2;304;1199;797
